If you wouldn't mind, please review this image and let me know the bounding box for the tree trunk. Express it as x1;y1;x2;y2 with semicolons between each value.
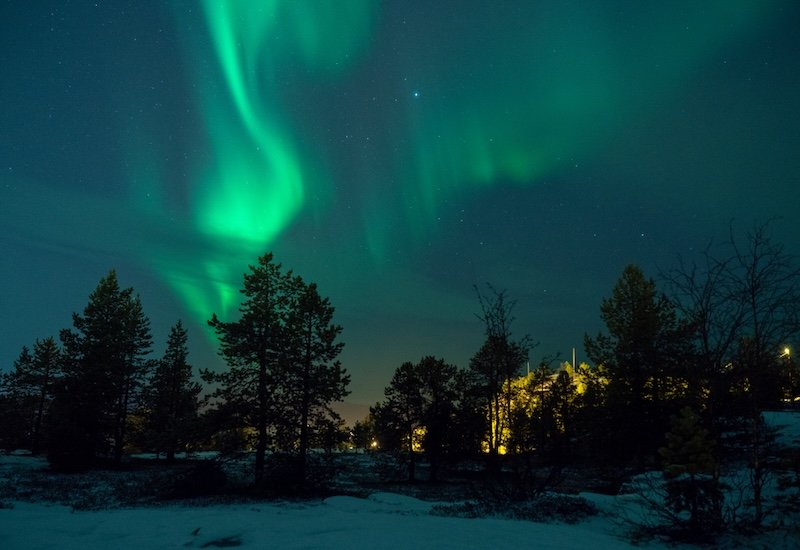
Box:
298;393;310;487
32;367;49;455
114;383;130;464
751;411;764;525
298;329;312;489
407;426;416;482
166;361;178;463
255;359;269;485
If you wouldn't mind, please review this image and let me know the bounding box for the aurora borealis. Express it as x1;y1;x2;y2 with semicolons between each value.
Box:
2;1;799;413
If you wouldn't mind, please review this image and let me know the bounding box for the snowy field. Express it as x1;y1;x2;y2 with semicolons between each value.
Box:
0;491;642;550
1;411;798;549
0;453;662;550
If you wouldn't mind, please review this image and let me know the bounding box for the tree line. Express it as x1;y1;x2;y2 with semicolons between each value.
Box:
0;253;348;491
2;223;799;536
359;222;800;539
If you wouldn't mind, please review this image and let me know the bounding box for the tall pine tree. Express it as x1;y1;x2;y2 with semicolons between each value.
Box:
2;339;62;453
379;361;426;481
585;265;688;465
204;253;348;487
282;281;348;486
145;321;201;462
52;270;152;469
205;254;292;484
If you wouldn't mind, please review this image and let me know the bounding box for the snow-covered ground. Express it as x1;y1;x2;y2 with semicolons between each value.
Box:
0;491;642;550
0;453;658;550
1;411;798;549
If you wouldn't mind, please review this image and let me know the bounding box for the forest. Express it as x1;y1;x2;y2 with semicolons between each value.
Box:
1;222;799;544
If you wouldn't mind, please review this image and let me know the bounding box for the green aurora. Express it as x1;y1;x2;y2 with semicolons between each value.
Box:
2;0;798;406
153;0;777;329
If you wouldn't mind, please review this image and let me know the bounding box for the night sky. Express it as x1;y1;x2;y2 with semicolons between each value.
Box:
2;1;799;417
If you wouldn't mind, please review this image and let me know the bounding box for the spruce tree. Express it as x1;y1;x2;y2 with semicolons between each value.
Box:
146;321;201;462
0;346;48;450
204;253;348;488
585;264;688;465
52;270;152;468
373;357;458;482
282;281;348;486
418;356;458;481
381;361;426;481
205;254;292;484
24;338;62;454
659;406;724;539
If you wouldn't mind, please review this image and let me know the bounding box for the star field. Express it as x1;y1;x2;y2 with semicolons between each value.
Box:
1;1;799;410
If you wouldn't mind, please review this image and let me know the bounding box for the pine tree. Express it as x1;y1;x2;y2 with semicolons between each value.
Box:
383;361;426;481
282;281;348;486
21;338;62;454
52;270;152;468
418;356;458;481
350;417;375;451
585;264;688;465
544;369;577;463
4;337;61;454
205;254;293;485
470;287;531;470
0;346;41;450
448;368;487;458
373;357;458;482
204;253;348;487
659;406;724;538
146;321;201;462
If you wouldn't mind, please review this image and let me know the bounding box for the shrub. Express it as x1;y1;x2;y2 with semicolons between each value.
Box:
431;493;598;524
169;460;227;498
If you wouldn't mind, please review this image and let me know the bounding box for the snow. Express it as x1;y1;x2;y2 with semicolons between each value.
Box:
764;410;800;447
0;492;641;550
3;412;800;550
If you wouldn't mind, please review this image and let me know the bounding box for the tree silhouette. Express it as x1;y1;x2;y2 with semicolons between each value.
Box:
659;407;724;539
145;320;201;462
204;253;348;488
52;270;152;469
3;338;62;454
470;286;532;470
282;281;348;486
585;265;687;465
379;361;426;481
667;222;800;524
418;356;458;481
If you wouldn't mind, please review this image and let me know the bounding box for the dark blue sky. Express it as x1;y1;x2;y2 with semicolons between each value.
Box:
2;1;799;414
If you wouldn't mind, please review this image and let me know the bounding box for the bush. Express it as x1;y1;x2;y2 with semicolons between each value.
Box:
431;493;598;524
254;453;336;496
168;460;227;498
